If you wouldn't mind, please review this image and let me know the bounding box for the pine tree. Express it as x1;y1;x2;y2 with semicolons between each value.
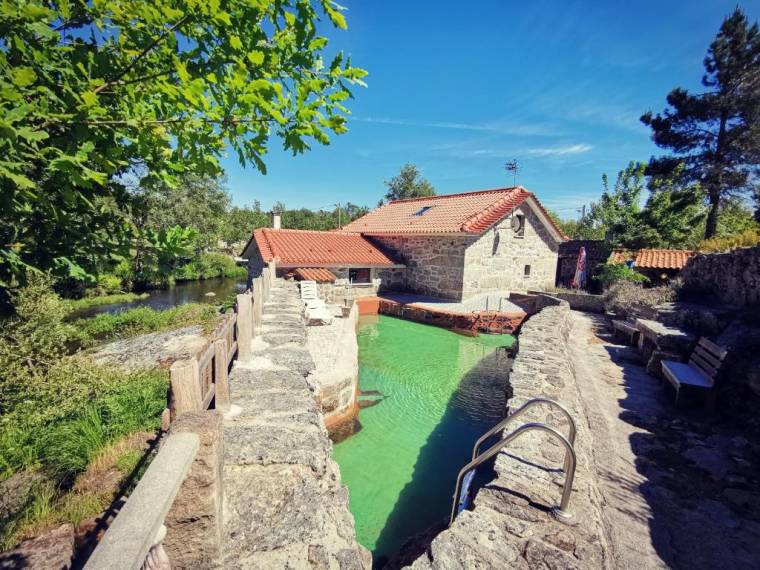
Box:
641;8;760;238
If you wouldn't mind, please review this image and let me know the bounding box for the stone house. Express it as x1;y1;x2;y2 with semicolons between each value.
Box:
241;186;567;301
341;186;567;300
240;224;404;302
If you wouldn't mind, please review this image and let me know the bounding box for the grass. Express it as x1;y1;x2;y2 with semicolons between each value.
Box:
1;431;157;550
65;292;150;311
73;303;220;343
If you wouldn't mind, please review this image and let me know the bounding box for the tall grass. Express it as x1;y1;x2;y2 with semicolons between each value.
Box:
65;292;150;311
73;303;220;343
172;252;247;281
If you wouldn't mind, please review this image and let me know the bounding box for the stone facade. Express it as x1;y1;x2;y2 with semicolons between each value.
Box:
680;244;760;307
463;205;559;298
373;235;470;300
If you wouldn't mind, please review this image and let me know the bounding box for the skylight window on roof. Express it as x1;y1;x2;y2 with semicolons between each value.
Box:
413;206;434;216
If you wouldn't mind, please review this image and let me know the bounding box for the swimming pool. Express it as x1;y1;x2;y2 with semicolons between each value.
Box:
333;315;515;565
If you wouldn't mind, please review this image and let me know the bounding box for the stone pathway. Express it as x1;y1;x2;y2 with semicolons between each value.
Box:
222;280;370;568
568;312;760;570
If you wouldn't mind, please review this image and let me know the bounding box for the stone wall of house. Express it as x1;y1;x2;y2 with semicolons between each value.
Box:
680;245;760;307
246;248;266;283
462;205;559;298
373;235;471;300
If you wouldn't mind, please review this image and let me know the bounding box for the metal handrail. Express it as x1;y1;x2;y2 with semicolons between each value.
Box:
449;422;576;526
472;397;576;473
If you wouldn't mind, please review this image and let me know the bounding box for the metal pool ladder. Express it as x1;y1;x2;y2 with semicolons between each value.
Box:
449;398;577;526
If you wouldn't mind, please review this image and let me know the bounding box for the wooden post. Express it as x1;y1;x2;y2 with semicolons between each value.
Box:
267;260;276;286
169;359;202;420
236;293;252;361
214;339;230;410
262;268;271;301
252;277;263;333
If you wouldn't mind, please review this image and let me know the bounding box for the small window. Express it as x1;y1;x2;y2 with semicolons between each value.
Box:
524;264;531;277
349;268;371;284
512;214;525;238
413;206;434;216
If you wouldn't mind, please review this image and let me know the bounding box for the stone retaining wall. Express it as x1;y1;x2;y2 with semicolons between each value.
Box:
680;245;760;307
222;280;370;568
528;289;605;313
405;303;609;569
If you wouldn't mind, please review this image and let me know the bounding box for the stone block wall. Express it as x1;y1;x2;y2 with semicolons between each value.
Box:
680;245;760;307
463;205;559;298
373;235;471;300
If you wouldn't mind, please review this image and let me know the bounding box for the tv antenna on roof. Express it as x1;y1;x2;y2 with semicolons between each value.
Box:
504;159;520;186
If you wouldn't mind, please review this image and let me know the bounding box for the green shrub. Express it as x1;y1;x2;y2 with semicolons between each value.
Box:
41;407;109;484
698;228;760;252
73;303;220;342
173;252;246;281
96;274;123;294
593;263;649;286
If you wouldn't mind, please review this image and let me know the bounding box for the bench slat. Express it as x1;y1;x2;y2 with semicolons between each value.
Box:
692;345;722;369
690;353;718;378
698;337;728;360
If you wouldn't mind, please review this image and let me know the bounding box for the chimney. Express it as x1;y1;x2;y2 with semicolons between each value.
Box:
271;211;281;230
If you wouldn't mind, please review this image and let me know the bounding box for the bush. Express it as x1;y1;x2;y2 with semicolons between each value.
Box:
698;228;760;252
96;274;123;295
603;280;678;316
593;263;649;286
173;252;246;281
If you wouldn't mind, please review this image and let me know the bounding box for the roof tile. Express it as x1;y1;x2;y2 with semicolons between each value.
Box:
292;267;337;283
609;248;696;269
341;186;567;239
247;228;398;266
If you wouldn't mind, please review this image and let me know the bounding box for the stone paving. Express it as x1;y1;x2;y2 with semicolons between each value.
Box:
569;312;760;569
222;280;370;569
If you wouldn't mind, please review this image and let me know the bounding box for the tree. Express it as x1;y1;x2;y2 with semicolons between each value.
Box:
223;203;270;246
0;0;367;288
580;162;652;248
641;8;760;239
383;164;436;202
135;174;232;249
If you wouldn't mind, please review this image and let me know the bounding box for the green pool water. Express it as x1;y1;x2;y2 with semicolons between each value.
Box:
333;315;515;565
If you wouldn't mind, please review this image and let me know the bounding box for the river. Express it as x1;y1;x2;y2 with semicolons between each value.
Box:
70;278;247;319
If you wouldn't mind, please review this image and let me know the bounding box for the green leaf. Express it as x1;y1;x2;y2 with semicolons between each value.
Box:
11;67;37;88
17;127;48;142
81;91;98;107
247;51;265;65
230;35;242;50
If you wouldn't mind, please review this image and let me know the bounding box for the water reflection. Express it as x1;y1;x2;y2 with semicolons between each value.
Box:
70;278;246;319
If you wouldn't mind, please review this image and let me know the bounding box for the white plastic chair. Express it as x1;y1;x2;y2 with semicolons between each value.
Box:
299;280;327;309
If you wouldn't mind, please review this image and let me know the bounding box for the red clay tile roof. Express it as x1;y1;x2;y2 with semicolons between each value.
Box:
292;267;337;283
242;228;398;267
609;248;696;270
341;186;567;240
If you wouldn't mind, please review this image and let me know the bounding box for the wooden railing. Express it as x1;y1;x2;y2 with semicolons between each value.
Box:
85;260;278;569
167;260;274;421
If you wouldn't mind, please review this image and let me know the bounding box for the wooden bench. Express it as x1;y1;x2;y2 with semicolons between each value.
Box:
661;337;728;408
612;319;640;346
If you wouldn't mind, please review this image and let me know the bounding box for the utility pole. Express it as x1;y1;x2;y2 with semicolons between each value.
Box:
504;160;520;186
335;202;342;229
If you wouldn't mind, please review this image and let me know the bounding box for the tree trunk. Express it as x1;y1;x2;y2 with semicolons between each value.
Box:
705;191;721;239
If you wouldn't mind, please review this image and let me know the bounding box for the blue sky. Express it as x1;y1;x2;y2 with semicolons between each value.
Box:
221;0;759;219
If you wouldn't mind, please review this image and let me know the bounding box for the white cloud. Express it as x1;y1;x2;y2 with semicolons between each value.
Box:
527;144;593;157
352;116;554;136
